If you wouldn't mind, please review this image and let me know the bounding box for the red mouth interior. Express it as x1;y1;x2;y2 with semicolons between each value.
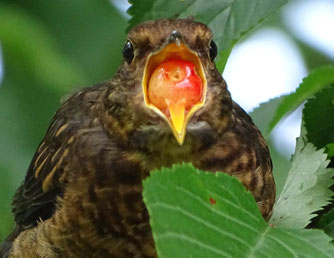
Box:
147;59;203;115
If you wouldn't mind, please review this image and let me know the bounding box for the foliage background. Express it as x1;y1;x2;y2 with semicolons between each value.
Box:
0;0;332;242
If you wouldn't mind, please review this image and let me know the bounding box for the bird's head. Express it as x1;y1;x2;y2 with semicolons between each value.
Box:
108;18;232;152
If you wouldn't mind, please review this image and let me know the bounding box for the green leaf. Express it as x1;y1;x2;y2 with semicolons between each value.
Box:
318;208;334;239
326;143;334;159
303;84;334;149
270;138;334;229
128;0;287;72
143;164;334;257
250;65;334;137
268;65;334;133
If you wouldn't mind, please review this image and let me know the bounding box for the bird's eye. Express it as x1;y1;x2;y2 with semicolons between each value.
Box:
209;40;217;61
122;40;134;64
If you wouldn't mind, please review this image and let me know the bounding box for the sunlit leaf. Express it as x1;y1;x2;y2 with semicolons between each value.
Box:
271;138;334;229
144;164;334;257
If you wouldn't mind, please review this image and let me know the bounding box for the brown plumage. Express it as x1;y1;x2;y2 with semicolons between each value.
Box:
0;18;275;257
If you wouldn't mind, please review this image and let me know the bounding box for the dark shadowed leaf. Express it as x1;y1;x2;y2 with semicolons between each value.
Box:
303;84;334;149
128;0;287;71
318;208;334;239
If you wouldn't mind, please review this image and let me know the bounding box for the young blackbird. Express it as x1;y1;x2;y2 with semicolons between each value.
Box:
0;18;275;257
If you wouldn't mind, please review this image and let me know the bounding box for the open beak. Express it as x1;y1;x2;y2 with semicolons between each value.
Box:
142;31;207;145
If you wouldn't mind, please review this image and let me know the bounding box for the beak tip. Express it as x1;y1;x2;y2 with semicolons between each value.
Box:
176;135;185;145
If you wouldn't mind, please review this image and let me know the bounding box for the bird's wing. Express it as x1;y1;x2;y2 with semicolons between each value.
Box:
12;109;80;229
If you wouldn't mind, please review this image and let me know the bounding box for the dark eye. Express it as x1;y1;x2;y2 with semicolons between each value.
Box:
122;40;134;64
209;40;217;61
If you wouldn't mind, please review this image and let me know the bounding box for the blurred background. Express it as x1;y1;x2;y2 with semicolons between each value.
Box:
0;0;333;241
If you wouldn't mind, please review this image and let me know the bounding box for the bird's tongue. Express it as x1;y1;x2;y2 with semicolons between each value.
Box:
148;59;203;135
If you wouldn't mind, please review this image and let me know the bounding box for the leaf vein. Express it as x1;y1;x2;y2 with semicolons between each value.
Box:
158;231;231;257
172;183;263;234
151;202;252;249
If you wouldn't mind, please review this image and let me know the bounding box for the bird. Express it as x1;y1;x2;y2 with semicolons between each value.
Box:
0;18;275;257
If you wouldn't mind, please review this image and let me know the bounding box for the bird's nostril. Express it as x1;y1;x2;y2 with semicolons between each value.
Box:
168;30;182;44
170;30;181;38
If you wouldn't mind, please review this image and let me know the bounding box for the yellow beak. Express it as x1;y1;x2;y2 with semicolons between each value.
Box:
167;98;186;145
